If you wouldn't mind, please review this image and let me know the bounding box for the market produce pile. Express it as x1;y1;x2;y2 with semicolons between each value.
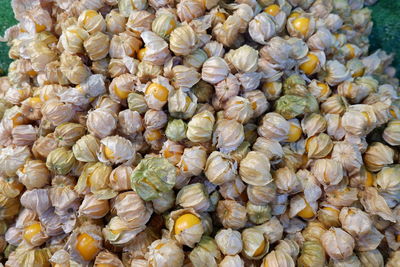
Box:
0;0;400;266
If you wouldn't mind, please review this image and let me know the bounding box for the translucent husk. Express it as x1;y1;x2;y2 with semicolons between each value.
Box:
113;191;153;227
215;228;242;255
131;157;177;201
176;183;210;212
17;159;50;190
216;200;247;230
146;238;185;267
166;208;204;248
213;119;244;153
75;162;114;199
188;236;222;267
321;227;355;260
78;193;109;219
297;240;326;267
46;147;76;175
178;146;207;177
239;151;272;186
205;151;237;185
242;227;269;260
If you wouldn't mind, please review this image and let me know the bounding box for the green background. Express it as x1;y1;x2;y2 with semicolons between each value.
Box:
0;0;398;77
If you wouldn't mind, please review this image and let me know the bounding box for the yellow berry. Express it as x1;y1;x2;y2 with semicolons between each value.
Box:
35;23;46;33
145;129;163;142
137;47;147;61
103;146;115;160
82;10;99;25
27;69;37;77
76;233;100;261
163;147;180;160
23;222;42;244
155;243;165;250
215;12;227;23
297;201;315;219
305;136;315;152
146;83;169;102
288;12;300;20
345;44;355;59
322;206;339;215
174;214;201;235
292;17;310;36
300;53;319;75
361;111;371;124
11;113;27;127
181;160;189;172
251;101;258;111
352;67;365;78
253;239;266;257
341;25;352;31
97;264;116;267
390;108;398;119
287;123;302;142
114;85;130;100
317;83;330;96
165;19;177;35
263;82;276;94
264;4;280;16
364;170;374;187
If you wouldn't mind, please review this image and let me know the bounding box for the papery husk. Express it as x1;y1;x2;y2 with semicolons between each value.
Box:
213;119;244;153
257;112;290;142
297;240;325;267
273;166;302;195
72;135;100;163
339;207;372;237
275;239;300;260
178;146;207;177
359;187;396;222
20;188;51;217
204;151;237;185
78;193;110;219
176;183;210;212
215;228;242;255
97;135;136;165
202;56;230;84
103;216;146;246
170;23;198;56
247;183;277;206
113;191;153;227
146;238;185;267
131;157;176;201
75;162;114;199
239;151;272;186
241;227;269;260
86;108;118;139
357;249;384;267
321;227;355;260
46;147;76;175
17;159;49;190
311;159;344;188
94;250;124;267
262;250;295;267
189;236;222;267
0;145;31;177
217;200;247;230
166;208;204;248
354;226;384;252
219;255;244;267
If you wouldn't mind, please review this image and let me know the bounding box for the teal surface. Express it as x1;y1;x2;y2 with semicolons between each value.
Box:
0;0;398;77
369;0;400;78
0;0;17;75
